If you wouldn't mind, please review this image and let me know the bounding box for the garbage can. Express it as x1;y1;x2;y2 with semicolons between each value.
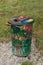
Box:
8;16;34;57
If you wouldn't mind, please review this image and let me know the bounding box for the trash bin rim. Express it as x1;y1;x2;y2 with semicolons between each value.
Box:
9;16;34;25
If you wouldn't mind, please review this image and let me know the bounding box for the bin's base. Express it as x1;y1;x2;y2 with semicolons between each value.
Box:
12;46;31;57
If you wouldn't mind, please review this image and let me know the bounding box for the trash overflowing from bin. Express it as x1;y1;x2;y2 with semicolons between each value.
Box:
7;16;34;57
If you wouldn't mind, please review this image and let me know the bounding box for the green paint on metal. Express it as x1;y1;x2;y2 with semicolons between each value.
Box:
10;25;32;56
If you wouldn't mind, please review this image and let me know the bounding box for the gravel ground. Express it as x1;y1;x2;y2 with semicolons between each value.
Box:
0;39;43;65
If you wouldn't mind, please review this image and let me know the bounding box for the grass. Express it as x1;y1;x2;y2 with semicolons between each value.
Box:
0;0;43;50
21;61;33;65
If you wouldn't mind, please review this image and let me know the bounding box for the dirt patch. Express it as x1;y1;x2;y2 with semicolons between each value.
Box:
0;13;6;17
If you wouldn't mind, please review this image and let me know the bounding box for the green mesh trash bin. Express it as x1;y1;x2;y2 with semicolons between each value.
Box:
8;16;34;57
